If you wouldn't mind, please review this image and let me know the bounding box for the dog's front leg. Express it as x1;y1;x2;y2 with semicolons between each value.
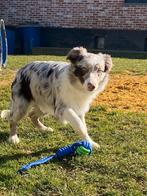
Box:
79;114;86;127
63;108;100;149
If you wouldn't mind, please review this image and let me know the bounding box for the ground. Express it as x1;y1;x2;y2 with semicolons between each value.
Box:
0;55;146;195
94;74;147;112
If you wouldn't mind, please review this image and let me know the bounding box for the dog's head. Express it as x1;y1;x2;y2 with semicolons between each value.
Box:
67;47;112;92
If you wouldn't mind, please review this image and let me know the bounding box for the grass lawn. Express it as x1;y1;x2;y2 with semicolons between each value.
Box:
0;55;147;195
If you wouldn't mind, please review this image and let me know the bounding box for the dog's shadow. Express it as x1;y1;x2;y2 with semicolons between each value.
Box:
0;135;109;177
0;131;9;143
0;141;76;173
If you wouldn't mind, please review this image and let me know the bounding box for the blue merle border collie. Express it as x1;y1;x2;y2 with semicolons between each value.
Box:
1;47;112;148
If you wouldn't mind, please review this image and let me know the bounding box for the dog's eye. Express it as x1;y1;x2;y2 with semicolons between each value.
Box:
94;66;98;71
74;67;88;77
97;69;104;76
97;68;104;73
94;66;103;73
80;67;88;75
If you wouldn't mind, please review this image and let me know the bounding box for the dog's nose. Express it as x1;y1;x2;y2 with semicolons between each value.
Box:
87;82;95;91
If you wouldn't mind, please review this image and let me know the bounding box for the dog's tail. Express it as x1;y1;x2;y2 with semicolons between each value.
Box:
1;110;10;121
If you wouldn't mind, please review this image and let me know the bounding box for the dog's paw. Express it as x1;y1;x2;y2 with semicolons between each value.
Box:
1;110;10;121
86;138;100;149
88;140;100;149
46;127;53;132
40;126;53;132
92;142;100;149
8;135;20;144
62;120;68;125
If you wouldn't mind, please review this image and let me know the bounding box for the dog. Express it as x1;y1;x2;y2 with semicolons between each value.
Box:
1;47;112;148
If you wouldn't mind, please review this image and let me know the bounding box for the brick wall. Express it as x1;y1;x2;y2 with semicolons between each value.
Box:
1;0;147;30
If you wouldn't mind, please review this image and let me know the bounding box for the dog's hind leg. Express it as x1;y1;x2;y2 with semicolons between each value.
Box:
29;107;53;132
62;108;100;149
8;97;30;144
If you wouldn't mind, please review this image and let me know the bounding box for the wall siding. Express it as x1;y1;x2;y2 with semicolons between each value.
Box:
1;0;147;30
40;27;147;51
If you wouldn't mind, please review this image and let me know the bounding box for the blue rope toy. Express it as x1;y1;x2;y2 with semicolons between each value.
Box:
0;19;8;68
17;140;92;174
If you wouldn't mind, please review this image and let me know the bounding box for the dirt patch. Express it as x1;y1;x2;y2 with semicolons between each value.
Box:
0;70;15;90
93;74;147;112
0;70;147;112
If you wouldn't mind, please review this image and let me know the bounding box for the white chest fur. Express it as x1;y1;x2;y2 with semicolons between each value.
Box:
60;72;109;116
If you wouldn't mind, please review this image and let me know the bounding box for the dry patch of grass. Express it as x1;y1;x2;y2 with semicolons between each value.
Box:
94;74;147;112
0;69;15;90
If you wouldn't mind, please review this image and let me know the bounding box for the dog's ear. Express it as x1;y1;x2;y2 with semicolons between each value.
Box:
104;54;112;72
67;47;87;64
